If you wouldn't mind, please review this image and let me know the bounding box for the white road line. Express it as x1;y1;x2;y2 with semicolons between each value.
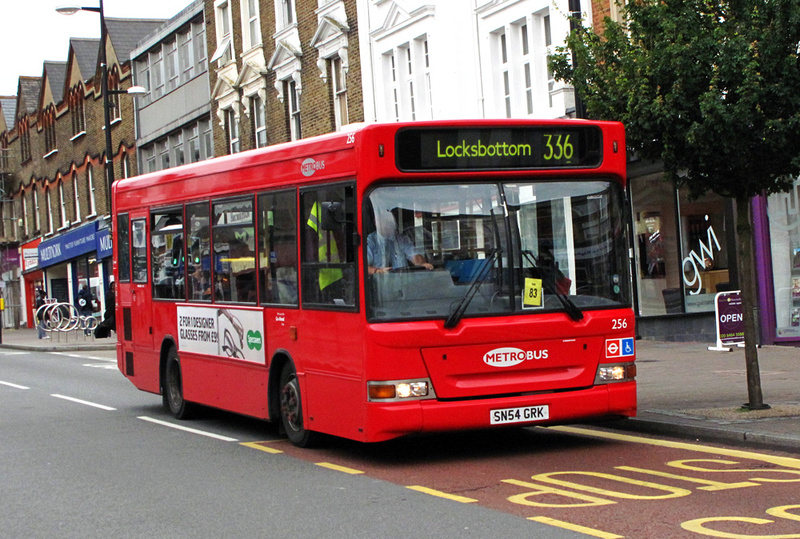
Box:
83;363;118;370
1;351;28;356
54;352;116;362
0;380;30;389
137;416;239;442
51;394;117;410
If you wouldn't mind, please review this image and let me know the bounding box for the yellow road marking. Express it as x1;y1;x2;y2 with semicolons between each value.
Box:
406;485;477;503
316;462;365;474
240;441;284;454
529;516;624;538
549;426;800;470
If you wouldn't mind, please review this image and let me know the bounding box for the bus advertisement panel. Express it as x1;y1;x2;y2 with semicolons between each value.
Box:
113;119;635;446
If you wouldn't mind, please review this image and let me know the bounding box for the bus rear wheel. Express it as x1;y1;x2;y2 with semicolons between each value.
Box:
163;347;195;419
279;362;316;447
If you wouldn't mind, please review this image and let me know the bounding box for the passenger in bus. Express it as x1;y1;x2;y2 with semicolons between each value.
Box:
367;210;433;274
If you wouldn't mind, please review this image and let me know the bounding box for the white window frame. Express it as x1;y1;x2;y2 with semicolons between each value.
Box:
33;186;40;231
242;0;262;50
287;80;301;141
72;173;81;224
252;95;267;148
277;0;296;29
45;186;54;235
166;39;179;92
22;192;29;236
87;167;97;218
212;0;234;66
226;108;240;153
330;56;348;129
58;179;68;229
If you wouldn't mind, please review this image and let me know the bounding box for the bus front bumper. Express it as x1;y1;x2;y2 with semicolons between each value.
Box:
362;382;636;443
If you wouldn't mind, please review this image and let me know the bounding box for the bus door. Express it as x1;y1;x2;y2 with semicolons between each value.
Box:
119;213;156;390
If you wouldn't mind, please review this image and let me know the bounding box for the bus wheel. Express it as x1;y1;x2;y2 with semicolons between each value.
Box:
163;347;195;419
279;362;316;447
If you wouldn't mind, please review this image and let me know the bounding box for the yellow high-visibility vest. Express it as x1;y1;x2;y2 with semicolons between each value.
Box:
307;202;343;290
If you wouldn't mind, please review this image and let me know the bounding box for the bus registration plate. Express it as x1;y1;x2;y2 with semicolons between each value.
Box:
490;405;549;425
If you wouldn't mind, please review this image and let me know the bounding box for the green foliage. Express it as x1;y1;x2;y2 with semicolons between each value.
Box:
551;0;800;199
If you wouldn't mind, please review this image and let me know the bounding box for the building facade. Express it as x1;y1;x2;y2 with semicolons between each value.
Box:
132;1;216;174
205;0;364;156
0;18;165;329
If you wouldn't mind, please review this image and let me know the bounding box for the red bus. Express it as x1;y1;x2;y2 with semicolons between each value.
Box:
113;119;635;446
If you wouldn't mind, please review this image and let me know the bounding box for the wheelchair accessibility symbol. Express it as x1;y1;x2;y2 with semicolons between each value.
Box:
606;337;635;358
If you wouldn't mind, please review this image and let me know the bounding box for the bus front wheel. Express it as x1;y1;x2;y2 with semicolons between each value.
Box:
163;347;195;419
279;362;316;447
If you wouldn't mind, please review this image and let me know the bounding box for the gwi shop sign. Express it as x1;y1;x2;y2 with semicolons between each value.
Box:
709;290;744;350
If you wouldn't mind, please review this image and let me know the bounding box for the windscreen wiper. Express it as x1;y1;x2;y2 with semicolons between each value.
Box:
444;249;499;330
521;250;584;322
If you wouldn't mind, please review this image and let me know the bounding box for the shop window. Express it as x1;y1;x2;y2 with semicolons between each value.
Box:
631;173;681;315
257;190;298;305
767;176;800;338
212;198;256;303
678;187;731;313
632;173;733;316
151;209;185;300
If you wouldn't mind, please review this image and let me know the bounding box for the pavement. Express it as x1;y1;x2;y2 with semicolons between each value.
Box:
1;327;798;452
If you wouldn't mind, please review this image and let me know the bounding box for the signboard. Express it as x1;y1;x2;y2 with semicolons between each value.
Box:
396;126;603;172
708;291;744;351
177;305;265;363
36;221;114;269
23;248;39;271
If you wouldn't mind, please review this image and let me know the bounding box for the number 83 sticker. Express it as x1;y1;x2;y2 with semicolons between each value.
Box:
523;278;543;309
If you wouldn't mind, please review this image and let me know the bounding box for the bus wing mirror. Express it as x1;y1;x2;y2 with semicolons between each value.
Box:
320;201;345;230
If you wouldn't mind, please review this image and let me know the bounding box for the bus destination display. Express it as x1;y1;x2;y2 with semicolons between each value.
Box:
396;126;602;171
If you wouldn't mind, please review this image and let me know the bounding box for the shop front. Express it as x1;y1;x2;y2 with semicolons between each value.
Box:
21;238;43;328
629;162;738;341
37;220;114;324
757;176;800;345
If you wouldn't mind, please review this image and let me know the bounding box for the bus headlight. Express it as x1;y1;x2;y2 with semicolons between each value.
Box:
368;379;436;402
595;363;636;384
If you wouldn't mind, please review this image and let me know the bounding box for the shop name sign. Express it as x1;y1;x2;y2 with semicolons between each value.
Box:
37;222;100;268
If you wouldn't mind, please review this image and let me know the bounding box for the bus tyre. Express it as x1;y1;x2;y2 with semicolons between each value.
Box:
279;362;316;447
163;347;195;419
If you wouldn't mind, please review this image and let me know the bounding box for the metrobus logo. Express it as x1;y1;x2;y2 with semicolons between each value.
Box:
301;157;325;177
483;347;549;367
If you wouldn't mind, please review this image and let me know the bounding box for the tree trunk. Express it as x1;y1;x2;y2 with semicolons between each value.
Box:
735;195;769;410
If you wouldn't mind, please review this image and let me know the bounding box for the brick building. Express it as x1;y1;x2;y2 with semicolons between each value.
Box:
0;18;165;329
205;0;362;156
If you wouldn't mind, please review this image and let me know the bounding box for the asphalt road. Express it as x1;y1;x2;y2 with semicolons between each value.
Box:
3;348;800;538
1;348;578;538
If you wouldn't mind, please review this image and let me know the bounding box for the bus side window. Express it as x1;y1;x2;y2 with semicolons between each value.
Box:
117;213;131;283
257;190;298;305
151;208;185;300
300;184;356;308
186;202;211;302
212;197;256;304
131;219;148;284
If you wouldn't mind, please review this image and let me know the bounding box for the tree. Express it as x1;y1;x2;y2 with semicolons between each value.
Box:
551;0;800;409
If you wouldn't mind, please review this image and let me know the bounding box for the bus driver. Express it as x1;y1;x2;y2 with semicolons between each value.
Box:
367;210;433;275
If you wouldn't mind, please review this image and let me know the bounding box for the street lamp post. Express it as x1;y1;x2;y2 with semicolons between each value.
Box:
568;0;587;119
56;2;146;215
